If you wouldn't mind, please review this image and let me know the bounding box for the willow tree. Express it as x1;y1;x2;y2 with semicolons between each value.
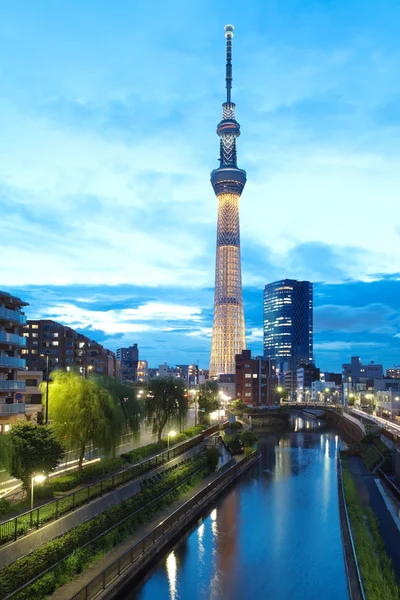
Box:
145;377;188;442
44;370;121;469
198;380;220;423
96;375;141;440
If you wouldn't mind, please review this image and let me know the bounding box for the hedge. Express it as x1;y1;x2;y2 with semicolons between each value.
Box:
48;458;127;493
0;454;208;600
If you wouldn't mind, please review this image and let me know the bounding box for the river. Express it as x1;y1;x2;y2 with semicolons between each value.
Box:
120;414;349;600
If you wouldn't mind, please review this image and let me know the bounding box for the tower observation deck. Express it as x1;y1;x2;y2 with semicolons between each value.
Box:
209;24;247;377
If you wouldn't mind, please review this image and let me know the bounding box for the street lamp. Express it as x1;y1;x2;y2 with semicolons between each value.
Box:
40;351;50;425
30;473;46;523
167;430;176;450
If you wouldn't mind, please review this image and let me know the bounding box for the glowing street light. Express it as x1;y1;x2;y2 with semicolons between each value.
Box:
30;473;46;523
167;430;176;450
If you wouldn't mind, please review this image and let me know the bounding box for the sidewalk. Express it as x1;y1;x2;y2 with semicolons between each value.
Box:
347;455;400;581
51;471;221;599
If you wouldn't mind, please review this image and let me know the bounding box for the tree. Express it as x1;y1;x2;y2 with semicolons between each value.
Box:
239;429;258;449
198;381;219;423
45;370;121;469
96;376;141;438
7;421;64;492
205;446;221;472
144;376;188;442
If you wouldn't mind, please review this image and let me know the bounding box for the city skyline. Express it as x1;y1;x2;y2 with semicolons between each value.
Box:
1;1;400;370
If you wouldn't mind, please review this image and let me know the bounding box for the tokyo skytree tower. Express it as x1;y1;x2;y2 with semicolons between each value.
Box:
209;24;247;377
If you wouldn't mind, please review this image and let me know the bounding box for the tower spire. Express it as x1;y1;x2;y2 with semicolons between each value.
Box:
224;24;234;103
209;25;247;378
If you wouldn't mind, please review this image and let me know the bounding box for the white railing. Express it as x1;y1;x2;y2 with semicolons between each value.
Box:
0;381;25;391
0;356;26;368
0;307;27;325
0;403;25;415
0;332;26;346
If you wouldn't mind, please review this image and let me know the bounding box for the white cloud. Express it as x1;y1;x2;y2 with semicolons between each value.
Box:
36;301;203;335
315;341;385;351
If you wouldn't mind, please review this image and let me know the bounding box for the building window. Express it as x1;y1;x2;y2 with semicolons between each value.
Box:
245;393;251;397
253;374;258;378
31;324;38;329
245;383;251;388
51;341;59;346
32;333;38;338
53;333;59;338
26;379;38;386
31;349;37;354
245;374;251;379
4;424;10;432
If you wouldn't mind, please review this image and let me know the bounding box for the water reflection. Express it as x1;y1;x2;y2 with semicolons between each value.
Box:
124;416;348;600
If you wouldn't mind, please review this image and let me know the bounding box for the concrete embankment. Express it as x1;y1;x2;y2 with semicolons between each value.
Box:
55;451;260;600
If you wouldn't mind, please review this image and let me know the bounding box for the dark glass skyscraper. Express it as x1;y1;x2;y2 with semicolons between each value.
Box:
263;280;313;363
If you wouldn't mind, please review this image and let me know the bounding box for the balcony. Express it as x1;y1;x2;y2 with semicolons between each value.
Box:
0;332;26;346
0;381;25;391
0;356;26;369
0;307;27;325
0;403;25;415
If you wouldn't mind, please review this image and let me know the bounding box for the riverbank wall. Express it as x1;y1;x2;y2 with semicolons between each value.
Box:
71;451;260;600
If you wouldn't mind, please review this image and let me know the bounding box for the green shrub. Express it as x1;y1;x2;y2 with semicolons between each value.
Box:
0;498;10;517
161;432;187;446
342;460;399;599
49;458;126;492
205;446;221;472
120;442;164;464
183;426;204;437
229;421;242;431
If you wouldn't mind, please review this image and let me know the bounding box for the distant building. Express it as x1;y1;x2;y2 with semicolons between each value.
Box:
296;365;320;401
176;364;199;387
117;345;139;383
387;366;400;379
218;374;236;401
263;279;313;364
0;291;28;433
137;360;148;383
158;364;181;378
321;371;342;386
375;391;400;418
311;381;340;403
235;350;277;406
342;356;383;384
24;320;117;378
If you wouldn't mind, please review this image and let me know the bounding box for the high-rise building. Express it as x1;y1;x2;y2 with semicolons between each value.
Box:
209;24;247;378
263;280;313;364
0;291;28;432
116;344;139;382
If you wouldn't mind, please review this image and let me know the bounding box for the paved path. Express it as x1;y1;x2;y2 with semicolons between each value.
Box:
348;456;400;581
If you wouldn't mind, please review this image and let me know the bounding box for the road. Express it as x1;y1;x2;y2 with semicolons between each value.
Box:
0;409;203;498
350;407;400;437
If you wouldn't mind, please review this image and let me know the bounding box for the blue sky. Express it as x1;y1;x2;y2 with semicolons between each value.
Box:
1;0;400;371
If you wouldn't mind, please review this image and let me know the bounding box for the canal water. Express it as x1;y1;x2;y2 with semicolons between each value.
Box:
121;415;349;600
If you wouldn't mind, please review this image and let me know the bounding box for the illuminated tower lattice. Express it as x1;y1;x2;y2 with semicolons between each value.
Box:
209;24;247;377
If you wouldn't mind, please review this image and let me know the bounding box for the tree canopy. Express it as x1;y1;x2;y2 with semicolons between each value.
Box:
95;375;141;438
197;381;220;422
144;376;188;442
7;421;64;491
44;370;122;469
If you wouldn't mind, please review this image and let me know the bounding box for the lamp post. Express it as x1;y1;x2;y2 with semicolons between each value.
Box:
30;473;46;525
40;351;50;425
167;430;176;450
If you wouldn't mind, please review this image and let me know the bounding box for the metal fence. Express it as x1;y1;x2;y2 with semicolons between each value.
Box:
71;450;260;600
337;457;366;600
0;426;223;546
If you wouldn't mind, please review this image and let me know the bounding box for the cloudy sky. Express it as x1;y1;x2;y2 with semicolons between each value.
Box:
1;0;400;371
